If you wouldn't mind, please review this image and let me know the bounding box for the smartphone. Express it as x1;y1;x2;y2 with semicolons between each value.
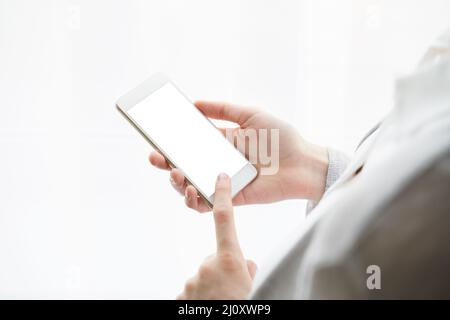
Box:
116;73;258;208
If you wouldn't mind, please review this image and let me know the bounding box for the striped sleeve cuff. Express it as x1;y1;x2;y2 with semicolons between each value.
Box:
306;148;350;215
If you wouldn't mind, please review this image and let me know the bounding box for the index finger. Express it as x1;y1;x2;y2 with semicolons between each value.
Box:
212;173;241;254
148;151;171;170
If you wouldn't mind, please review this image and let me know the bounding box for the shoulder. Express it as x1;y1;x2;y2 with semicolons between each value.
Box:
341;151;450;299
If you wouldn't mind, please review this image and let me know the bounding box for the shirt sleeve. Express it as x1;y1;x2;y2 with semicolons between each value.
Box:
305;148;350;214
307;153;450;299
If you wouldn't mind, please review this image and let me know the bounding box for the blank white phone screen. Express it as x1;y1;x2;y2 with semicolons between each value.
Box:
127;82;248;197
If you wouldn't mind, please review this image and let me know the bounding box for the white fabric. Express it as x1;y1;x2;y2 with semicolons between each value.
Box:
250;30;450;299
306;148;350;214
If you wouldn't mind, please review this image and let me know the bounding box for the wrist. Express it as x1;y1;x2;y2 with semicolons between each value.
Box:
305;143;329;201
287;142;329;202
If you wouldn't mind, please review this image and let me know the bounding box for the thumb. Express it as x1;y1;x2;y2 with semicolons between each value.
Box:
194;101;257;126
246;260;258;280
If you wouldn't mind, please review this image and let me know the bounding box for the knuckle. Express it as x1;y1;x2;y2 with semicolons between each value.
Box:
187;203;196;210
218;252;239;271
184;279;196;293
186;201;196;210
215;185;227;194
214;206;231;223
198;264;212;279
216;177;230;189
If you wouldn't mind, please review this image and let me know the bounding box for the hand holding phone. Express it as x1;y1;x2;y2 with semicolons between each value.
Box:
149;101;330;212
116;74;258;207
118;74;329;211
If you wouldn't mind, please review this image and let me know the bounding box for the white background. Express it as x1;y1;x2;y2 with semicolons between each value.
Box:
0;0;449;298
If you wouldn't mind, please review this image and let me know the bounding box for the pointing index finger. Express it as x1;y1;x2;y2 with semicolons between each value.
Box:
213;173;240;254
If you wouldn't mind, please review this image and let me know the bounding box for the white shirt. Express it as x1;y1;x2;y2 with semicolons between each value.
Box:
251;29;450;299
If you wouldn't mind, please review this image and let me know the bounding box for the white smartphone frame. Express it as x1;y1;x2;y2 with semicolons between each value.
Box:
116;73;257;208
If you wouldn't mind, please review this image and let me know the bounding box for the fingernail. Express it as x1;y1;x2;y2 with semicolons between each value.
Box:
218;173;228;181
170;177;176;185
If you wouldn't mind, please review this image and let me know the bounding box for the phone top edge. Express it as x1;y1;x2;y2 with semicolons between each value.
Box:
115;73;169;112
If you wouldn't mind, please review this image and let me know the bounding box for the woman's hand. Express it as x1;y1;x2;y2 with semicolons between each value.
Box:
176;173;257;300
149;101;329;212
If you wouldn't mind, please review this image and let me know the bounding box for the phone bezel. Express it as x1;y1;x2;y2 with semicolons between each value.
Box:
115;73;258;208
